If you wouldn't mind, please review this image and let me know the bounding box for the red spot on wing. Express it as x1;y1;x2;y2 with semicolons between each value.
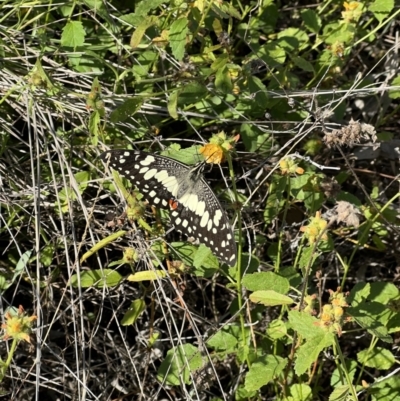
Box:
169;198;179;210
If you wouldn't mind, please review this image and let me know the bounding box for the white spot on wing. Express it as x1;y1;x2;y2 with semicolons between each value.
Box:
182;220;188;228
175;217;181;225
200;211;210;228
143;168;157;180
213;210;223;226
196;201;205;216
149;190;156;197
141;155;155;166
180;193;198;212
162;176;179;196
154;170;169;181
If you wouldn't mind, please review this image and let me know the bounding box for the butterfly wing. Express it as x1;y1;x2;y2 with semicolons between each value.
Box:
100;150;236;266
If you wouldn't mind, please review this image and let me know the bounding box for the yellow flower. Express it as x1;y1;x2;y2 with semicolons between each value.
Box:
2;306;37;343
279;158;304;175
342;1;363;22
199;132;239;164
200;143;225;164
300;211;328;244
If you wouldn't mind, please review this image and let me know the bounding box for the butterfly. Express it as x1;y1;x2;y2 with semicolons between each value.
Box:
100;150;237;266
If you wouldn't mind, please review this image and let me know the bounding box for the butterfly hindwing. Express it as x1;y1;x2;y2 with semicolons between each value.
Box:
100;149;236;266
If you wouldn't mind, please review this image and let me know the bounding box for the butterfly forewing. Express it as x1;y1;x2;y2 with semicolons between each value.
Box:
100;150;237;266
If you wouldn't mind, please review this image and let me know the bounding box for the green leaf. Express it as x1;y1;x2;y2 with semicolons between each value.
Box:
295;333;335;375
215;65;233;94
211;54;229;71
167;90;179;119
40;244;55;267
258;42;286;68
288;310;325;340
235;385;258;400
80;230;127;264
279;266;302;288
121;299;146;326
110;98;143;123
135;0;169;16
246;75;270;107
228;253;259;279
132;50;158;78
289;384;312;401
177;82;208;105
348;282;370;304
61;21;86;47
369;375;400;401
12;250;32;286
240;123;269;152
389;76;400;99
301;9;321;34
88;110;101;145
207;328;238;353
245;355;286;392
292;56;314;72
193;244;219;270
169;18;188;61
242;272;290;294
323;22;355;45
169;241;197;262
219;2;242;19
161;145;201;164
263;176;287;223
130;16;158;48
266;319;287;340
169;241;220;273
0;276;7;292
120;13;145;26
30;59;58;94
157;344;203;385
336;191;362;206
331;360;357;387
277;28;310;51
128;270;166;282
249;290;293;306
71;269;123;288
347;301;393;343
328;385;350;401
368;0;394;23
358;347;395;370
388;311;400;334
298;246;320;273
369;282;399;304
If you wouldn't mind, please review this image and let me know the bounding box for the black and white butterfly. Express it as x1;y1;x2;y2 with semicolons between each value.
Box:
100;150;237;266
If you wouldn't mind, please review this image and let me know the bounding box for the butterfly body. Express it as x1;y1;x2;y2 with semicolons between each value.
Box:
100;150;237;266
